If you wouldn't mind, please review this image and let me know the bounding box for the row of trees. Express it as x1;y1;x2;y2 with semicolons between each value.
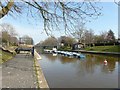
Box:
37;36;76;48
0;23;33;47
72;27;116;46
37;29;117;49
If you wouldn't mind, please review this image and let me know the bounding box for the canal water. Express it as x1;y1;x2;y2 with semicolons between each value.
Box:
38;53;119;88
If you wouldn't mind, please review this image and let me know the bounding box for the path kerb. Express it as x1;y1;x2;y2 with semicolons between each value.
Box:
34;49;49;89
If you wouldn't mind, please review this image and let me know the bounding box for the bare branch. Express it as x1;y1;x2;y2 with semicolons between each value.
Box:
0;1;102;36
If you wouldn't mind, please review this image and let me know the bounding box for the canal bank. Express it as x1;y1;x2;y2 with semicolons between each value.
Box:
73;50;120;56
0;46;17;64
34;50;49;88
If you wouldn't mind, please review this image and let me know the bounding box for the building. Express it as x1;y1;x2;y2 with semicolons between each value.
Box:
72;42;84;50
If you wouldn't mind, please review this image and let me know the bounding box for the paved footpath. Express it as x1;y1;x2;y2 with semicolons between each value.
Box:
2;54;37;88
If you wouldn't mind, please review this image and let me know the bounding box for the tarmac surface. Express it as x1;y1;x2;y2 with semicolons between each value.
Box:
2;53;37;88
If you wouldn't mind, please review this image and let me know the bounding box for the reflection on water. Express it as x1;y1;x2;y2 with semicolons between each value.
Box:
39;53;119;88
52;53;57;56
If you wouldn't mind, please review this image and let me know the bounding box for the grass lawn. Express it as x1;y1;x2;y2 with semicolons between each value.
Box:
85;45;120;52
0;50;14;64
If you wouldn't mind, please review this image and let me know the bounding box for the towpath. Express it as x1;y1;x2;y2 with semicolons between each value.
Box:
2;54;37;88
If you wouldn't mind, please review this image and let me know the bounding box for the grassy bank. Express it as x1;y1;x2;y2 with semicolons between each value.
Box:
0;50;14;64
85;45;120;52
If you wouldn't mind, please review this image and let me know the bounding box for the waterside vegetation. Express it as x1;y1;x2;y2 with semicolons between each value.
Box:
85;45;120;52
0;50;14;64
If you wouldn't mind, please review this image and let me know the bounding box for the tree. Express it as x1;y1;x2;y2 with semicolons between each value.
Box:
0;0;14;18
106;29;115;43
2;31;10;46
93;35;100;43
72;22;86;43
93;31;107;44
58;36;76;47
65;36;77;47
20;35;34;45
84;29;94;46
0;0;102;35
0;23;18;46
0;23;17;36
41;37;58;47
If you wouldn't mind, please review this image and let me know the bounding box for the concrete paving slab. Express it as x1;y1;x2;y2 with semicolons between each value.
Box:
2;54;37;88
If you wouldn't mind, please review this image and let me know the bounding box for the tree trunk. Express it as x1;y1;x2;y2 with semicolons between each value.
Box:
7;40;9;46
0;0;14;19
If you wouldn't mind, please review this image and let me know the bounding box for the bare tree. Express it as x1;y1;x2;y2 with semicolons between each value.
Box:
93;31;107;46
0;0;102;35
0;23;18;46
41;36;58;47
100;31;107;43
84;29;94;46
0;23;17;36
2;31;10;46
58;36;76;47
20;35;34;45
72;22;86;43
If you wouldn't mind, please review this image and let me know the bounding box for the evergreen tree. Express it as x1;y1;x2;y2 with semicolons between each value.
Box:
106;29;115;43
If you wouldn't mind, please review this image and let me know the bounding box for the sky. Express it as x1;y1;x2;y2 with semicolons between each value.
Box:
0;2;118;45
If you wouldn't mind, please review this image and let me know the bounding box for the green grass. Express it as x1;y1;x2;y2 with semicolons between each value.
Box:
58;46;72;51
0;50;14;64
85;45;120;52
